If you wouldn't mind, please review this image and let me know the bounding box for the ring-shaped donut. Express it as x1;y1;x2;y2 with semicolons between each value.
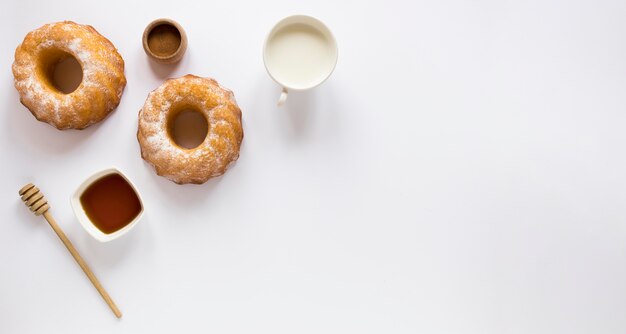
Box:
12;21;126;129
137;75;244;184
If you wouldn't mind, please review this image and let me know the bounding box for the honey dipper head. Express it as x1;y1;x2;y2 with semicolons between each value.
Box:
19;183;50;216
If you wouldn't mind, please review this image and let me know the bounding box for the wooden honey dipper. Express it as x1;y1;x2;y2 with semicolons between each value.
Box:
19;183;122;318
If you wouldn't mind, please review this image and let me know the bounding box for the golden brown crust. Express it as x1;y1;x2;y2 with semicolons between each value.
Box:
137;75;244;184
12;21;126;130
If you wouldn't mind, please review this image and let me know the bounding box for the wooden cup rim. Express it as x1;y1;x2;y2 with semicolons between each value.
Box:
142;18;188;64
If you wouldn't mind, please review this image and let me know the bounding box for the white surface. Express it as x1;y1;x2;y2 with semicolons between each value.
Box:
1;0;626;333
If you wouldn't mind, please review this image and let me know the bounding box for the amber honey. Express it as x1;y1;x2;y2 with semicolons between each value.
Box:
80;173;142;234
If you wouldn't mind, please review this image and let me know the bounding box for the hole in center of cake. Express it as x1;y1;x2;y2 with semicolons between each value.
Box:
48;53;83;94
169;109;209;149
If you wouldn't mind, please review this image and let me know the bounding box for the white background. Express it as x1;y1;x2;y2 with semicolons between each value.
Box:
2;0;626;333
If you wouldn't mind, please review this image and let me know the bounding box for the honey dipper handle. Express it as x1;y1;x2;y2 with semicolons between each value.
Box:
42;211;122;318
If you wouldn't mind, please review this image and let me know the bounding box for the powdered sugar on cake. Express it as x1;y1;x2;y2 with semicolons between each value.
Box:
137;75;243;184
12;21;126;129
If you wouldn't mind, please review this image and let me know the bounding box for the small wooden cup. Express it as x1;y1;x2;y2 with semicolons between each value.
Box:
142;18;188;64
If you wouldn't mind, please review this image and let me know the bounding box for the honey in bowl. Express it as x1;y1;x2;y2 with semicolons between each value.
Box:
79;173;142;234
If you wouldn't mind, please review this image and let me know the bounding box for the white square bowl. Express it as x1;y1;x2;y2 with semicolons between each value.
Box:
70;167;144;242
